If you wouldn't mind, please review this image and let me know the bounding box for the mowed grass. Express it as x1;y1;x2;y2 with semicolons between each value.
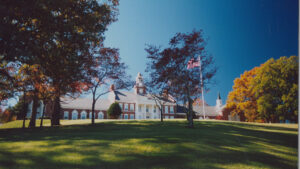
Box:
0;120;297;169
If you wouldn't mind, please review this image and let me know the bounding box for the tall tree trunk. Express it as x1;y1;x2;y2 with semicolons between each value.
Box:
160;106;163;122
187;98;194;128
51;95;60;126
153;97;163;122
185;103;189;121
183;98;189;120
40;101;47;128
22;90;27;129
186;88;194;128
91;100;96;125
186;112;189;120
29;92;38;128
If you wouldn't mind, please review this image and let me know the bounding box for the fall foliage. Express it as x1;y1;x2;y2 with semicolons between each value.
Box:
0;109;16;123
226;67;259;122
226;56;298;123
0;0;120;127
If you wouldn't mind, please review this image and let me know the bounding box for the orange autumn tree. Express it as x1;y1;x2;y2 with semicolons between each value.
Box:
37;81;55;128
16;64;53;128
226;67;260;122
1;0;120;127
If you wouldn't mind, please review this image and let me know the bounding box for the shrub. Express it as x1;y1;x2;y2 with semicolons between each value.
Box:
0;109;17;123
215;115;223;120
107;102;122;119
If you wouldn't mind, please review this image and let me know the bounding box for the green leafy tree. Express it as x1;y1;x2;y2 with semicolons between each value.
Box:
0;62;18;104
107;102;122;119
252;56;298;123
7;96;27;120
0;0;120;126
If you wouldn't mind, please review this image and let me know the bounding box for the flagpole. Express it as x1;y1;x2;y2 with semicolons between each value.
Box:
199;55;206;119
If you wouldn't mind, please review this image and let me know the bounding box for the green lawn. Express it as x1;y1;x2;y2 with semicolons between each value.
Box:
0;120;298;169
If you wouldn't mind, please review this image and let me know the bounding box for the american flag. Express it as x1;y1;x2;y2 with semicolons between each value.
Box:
187;58;200;69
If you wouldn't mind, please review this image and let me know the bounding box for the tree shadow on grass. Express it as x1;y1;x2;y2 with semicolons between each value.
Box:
0;120;297;169
227;122;298;132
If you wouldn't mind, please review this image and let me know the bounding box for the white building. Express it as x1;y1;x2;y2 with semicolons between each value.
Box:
26;100;45;119
176;92;225;119
26;73;230;121
60;72;177;120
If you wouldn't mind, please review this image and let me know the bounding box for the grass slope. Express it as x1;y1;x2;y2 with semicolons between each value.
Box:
0;120;298;169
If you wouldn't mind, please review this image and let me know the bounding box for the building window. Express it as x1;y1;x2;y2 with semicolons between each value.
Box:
138;105;142;112
153;106;156;113
81;111;87;119
146;105;149;113
98;112;104;119
124;114;128;119
119;114;123;119
130;114;134;119
165;115;169;119
89;112;92;119
64;111;69;120
119;103;123;110
130;104;134;111
165;106;169;113
139;115;142;119
72;110;78;120
170;106;174;114
124;104;128;111
170;116;174;119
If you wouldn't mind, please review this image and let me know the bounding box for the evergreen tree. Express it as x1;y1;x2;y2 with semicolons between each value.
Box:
107;102;122;119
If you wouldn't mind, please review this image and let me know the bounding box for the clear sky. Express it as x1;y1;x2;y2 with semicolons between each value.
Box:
103;0;298;106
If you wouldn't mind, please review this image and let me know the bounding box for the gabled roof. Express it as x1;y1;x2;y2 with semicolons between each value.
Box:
193;98;209;106
113;91;137;103
61;97;112;110
193;105;220;116
176;104;220;116
61;89;177;111
113;91;176;105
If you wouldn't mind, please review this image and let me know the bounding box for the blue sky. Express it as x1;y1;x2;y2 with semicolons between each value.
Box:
3;0;298;108
103;0;298;106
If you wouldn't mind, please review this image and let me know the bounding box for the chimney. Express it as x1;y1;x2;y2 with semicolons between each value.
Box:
110;84;115;91
163;89;168;99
